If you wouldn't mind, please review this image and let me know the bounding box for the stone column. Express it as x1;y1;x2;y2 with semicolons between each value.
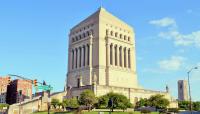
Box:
81;46;84;68
88;32;93;85
89;35;93;68
106;37;110;86
126;48;128;68
130;47;135;71
74;48;77;69
112;45;115;66
79;48;82;68
85;45;88;67
106;41;110;67
68;48;71;71
126;48;129;68
116;45;119;67
122;47;124;68
77;48;80;69
70;49;73;70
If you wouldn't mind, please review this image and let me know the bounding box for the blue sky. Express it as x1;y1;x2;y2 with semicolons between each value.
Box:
0;0;200;101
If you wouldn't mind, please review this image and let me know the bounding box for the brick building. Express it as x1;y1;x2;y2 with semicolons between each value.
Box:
6;79;32;104
0;76;10;103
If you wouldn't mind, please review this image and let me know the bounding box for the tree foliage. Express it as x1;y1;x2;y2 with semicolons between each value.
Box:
135;98;149;108
63;98;79;109
96;95;109;108
135;94;170;110
178;101;200;111
193;101;200;111
51;98;60;109
148;94;169;109
0;103;9;110
178;101;190;110
79;89;97;110
97;92;133;111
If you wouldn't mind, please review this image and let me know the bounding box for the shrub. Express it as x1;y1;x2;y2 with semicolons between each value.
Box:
51;99;59;109
63;98;79;109
79;90;97;111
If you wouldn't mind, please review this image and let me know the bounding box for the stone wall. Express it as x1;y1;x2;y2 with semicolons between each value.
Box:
68;85;178;108
8;93;49;114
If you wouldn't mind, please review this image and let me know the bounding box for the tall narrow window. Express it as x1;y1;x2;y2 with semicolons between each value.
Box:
72;50;74;69
87;44;90;65
87;31;90;36
115;46;117;66
111;31;113;36
120;34;122;39
106;29;109;36
79;47;82;67
75;48;78;68
115;32;118;37
79;35;82;40
124;48;127;67
77;78;80;88
83;46;85;66
119;47;122;67
128;49;131;68
124;35;127;40
83;33;86;38
110;44;113;65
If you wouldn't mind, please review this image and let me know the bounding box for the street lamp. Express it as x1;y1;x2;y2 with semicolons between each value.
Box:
187;66;198;114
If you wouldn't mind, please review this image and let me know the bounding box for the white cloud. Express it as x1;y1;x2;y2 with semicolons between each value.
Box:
158;56;186;71
150;17;200;48
149;17;176;27
158;30;200;47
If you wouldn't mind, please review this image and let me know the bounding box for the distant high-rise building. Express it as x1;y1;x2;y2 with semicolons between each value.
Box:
178;80;189;101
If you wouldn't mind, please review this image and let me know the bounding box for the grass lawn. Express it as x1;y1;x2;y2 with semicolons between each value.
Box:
83;112;158;114
33;111;159;114
33;111;73;114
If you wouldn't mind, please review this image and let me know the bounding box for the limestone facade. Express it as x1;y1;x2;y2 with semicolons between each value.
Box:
66;7;177;107
67;7;137;90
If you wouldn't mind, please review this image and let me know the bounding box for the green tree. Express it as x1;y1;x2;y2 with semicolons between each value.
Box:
178;101;190;110
79;89;97;111
0;103;9;110
148;94;169;110
96;95;109;108
135;98;149;108
58;102;63;109
98;92;132;111
51;98;59;109
193;102;200;111
63;98;79;109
